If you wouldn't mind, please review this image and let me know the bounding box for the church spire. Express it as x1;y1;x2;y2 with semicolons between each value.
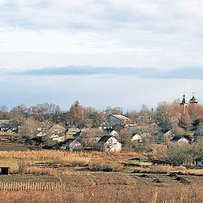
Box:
189;94;198;104
180;94;186;105
180;95;188;114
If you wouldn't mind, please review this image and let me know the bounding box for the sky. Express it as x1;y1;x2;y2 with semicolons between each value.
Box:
0;0;203;111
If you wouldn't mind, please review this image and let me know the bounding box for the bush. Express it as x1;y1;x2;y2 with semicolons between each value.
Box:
18;159;28;174
88;160;123;172
25;167;56;176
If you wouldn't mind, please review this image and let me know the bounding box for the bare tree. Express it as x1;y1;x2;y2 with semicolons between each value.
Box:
188;104;203;122
105;106;123;115
83;107;106;128
0;105;9;119
125;110;139;123
155;102;181;132
68;101;84;128
10;104;30;124
20;118;40;142
31;103;61;122
179;113;192;131
119;128;133;151
80;128;104;147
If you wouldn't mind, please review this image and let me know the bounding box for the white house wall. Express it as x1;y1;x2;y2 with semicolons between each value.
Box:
177;138;189;144
131;134;142;142
104;137;122;152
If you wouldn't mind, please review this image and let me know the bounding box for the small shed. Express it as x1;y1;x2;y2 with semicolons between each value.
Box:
0;167;9;175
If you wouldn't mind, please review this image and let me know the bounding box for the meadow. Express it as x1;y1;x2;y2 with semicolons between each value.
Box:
0;150;203;202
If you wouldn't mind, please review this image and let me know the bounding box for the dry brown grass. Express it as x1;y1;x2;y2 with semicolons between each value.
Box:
1;150;202;175
76;184;203;203
0;150;145;169
0;184;202;203
0;150;91;167
149;165;203;175
24;166;57;176
133;164;203;175
1;150;203;202
88;160;123;172
0;132;14;136
0;159;57;175
0;191;84;203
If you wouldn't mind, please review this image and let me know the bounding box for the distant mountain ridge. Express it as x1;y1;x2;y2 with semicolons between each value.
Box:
1;66;203;80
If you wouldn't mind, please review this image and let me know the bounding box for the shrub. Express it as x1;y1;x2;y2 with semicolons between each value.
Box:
25;167;56;176
88;160;123;172
18;159;28;174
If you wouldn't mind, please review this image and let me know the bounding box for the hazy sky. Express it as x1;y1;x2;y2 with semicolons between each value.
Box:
0;0;203;110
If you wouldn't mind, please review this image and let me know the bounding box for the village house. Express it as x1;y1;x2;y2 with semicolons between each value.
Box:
36;132;46;137
196;158;203;167
60;139;82;151
126;125;154;142
98;120;113;130
37;127;46;132
131;133;142;142
109;130;119;137
170;135;192;145
110;114;131;126
103;129;119;138
156;130;173;144
65;127;81;139
49;124;65;134
0;122;18;133
49;134;65;142
95;135;122;152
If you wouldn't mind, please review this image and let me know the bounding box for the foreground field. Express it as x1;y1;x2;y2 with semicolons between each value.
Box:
0;150;203;203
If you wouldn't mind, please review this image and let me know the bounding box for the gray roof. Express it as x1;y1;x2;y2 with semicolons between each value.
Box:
111;114;129;121
98;135;112;143
171;135;192;142
64;138;76;145
190;96;198;104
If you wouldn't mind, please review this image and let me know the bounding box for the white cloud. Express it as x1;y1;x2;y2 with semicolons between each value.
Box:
0;0;203;70
0;0;203;108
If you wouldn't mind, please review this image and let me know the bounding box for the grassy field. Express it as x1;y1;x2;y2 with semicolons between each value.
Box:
0;146;203;202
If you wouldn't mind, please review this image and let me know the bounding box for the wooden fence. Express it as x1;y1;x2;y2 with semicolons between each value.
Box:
0;182;66;191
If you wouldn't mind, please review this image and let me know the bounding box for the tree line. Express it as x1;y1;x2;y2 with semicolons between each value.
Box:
0;100;203;133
